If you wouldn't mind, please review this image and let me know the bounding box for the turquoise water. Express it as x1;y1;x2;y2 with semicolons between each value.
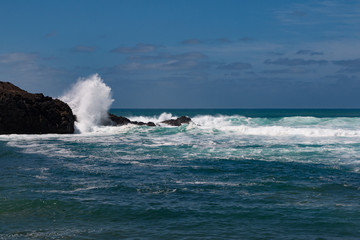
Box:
1;109;360;239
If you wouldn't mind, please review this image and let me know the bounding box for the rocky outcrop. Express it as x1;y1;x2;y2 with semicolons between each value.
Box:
108;113;191;127
0;81;75;134
161;116;192;126
131;121;156;127
108;113;156;127
108;113;131;126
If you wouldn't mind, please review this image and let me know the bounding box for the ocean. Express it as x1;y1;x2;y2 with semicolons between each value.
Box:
1;108;360;239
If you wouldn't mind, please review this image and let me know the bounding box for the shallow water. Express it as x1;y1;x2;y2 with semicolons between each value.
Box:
1;109;360;239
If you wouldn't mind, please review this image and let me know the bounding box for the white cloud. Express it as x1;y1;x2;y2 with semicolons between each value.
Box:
0;52;38;64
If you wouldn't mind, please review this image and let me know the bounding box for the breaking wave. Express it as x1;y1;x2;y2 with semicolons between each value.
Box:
55;73;360;139
117;114;360;138
60;74;113;133
190;115;360;137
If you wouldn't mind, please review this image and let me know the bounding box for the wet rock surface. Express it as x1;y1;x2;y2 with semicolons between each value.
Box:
108;113;131;126
0;81;75;134
161;116;192;126
108;114;191;127
108;113;156;127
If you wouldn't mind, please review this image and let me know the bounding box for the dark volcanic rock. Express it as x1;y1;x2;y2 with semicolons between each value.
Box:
108;113;131;126
0;81;75;134
109;114;192;127
146;122;156;127
161;116;192;126
108;113;155;127
131;121;156;127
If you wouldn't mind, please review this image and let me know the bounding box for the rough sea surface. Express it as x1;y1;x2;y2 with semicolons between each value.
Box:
1;109;360;239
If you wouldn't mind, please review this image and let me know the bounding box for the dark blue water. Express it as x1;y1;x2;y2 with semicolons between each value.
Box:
1;109;360;239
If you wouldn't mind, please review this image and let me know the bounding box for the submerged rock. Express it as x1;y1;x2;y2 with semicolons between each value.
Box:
0;81;75;134
161;116;192;126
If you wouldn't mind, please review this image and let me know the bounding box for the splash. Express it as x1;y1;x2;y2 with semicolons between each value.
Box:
61;74;113;133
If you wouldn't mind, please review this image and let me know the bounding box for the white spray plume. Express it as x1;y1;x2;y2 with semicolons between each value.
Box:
61;74;114;133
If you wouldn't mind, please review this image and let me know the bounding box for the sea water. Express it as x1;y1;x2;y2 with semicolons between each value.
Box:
0;76;360;239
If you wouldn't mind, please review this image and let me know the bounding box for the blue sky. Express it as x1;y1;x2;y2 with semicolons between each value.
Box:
1;0;360;108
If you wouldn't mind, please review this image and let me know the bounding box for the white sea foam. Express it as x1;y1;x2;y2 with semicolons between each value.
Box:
190;115;360;138
2;113;360;171
210;125;360;137
127;112;174;124
60;74;113;133
1;112;360;139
